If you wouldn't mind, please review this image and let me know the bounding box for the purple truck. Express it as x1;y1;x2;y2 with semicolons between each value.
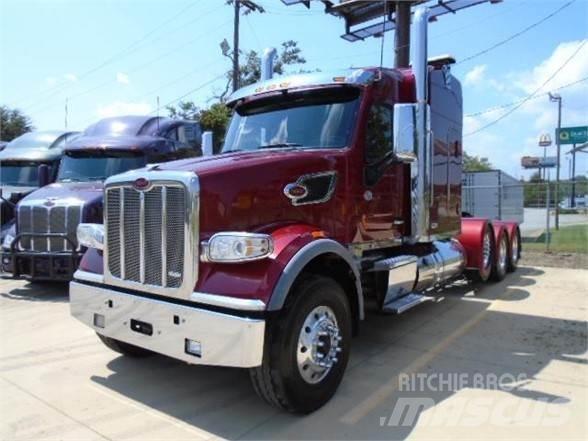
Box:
2;115;202;281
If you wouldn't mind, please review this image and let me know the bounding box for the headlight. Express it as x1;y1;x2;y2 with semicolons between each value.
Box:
205;233;273;263
2;232;15;249
77;223;104;250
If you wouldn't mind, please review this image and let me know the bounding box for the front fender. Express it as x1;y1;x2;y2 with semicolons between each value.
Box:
267;238;364;319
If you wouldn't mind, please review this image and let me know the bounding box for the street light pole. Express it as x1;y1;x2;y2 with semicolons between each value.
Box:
549;92;562;230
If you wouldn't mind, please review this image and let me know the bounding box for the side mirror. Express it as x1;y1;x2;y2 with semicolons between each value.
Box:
202;131;214;156
38;164;50;187
393;103;417;163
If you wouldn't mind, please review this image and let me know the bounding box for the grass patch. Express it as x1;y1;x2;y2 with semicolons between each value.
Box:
523;224;588;254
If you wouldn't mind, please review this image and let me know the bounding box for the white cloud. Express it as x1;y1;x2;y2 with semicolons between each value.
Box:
96;101;152;118
45;77;57;87
64;73;78;82
515;39;588;133
464;39;588;179
116;72;130;85
464;64;487;86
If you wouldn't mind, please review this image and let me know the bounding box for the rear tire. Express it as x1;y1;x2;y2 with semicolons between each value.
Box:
249;275;352;414
507;227;521;272
491;232;509;282
97;333;153;358
466;224;494;283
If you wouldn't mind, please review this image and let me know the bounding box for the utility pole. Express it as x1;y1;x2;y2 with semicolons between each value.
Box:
571;143;576;207
230;0;264;93
394;0;413;68
549;92;562;230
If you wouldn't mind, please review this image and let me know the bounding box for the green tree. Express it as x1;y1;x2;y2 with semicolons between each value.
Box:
166;101;199;120
167;102;231;154
199;103;231;153
463;152;492;172
0;106;34;141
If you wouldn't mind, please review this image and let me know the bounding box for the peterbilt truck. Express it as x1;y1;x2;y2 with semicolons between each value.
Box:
69;8;521;414
2;115;202;281
1;130;80;239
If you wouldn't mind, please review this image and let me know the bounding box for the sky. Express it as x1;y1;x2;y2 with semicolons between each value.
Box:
1;0;587;180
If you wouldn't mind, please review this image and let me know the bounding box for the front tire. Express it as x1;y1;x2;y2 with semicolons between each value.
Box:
250;275;352;413
97;333;153;358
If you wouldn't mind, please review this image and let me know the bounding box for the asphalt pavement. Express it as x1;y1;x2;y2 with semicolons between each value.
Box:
0;266;587;440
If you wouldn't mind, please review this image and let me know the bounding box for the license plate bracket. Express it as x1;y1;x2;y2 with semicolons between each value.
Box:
130;319;153;336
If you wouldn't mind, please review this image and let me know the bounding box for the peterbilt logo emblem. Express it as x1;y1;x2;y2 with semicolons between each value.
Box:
283;183;308;200
43;197;57;207
133;178;150;190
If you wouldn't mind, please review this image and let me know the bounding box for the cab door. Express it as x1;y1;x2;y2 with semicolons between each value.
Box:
360;104;407;241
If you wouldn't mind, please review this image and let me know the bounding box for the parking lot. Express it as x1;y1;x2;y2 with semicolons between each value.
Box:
1;264;586;441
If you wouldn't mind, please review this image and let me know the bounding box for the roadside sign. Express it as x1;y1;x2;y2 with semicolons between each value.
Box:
521;156;557;169
538;134;552;147
556;126;588;145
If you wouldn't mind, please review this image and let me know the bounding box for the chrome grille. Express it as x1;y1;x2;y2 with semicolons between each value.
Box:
106;183;186;288
17;204;82;252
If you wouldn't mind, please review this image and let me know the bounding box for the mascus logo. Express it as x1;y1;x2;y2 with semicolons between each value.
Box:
133;178;150;190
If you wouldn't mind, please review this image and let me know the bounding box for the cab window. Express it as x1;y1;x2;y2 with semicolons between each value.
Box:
365;105;393;185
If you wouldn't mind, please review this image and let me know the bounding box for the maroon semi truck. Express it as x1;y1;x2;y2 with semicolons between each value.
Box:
70;8;520;413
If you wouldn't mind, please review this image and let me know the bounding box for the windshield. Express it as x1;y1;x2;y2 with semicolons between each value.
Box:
222;87;360;153
5;132;60;150
57;151;146;182
0;161;52;187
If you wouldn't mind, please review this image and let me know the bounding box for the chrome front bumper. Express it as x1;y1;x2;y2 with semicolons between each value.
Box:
70;281;265;368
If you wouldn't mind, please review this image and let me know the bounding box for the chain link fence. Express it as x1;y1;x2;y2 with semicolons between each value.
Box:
462;180;588;253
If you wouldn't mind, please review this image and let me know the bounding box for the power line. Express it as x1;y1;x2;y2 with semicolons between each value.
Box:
457;0;577;65
18;4;226;113
23;17;233;115
465;76;588;118
465;40;587;137
155;73;228;112
14;2;207;108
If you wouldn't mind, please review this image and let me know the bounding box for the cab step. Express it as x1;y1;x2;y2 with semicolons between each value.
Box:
382;293;434;314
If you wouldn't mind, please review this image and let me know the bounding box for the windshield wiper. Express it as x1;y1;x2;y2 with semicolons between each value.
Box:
260;143;302;149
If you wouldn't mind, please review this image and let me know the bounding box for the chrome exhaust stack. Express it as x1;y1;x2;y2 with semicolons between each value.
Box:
260;47;277;81
391;7;432;243
412;6;431;243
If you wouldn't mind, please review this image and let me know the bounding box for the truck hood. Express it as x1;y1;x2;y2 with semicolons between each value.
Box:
156;149;342;178
1;185;38;201
153;149;347;237
20;181;104;207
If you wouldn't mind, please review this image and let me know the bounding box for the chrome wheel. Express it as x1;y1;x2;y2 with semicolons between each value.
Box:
482;231;492;270
297;305;342;384
511;233;519;264
498;236;508;274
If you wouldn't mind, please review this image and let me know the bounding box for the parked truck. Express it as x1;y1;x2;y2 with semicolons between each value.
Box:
69;8;521;414
2;115;202;281
0;130;80;239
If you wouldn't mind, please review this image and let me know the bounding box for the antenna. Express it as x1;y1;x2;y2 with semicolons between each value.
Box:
65;98;69;129
378;0;387;72
157;96;160;131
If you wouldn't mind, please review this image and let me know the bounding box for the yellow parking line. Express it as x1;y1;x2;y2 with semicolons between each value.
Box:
340;301;496;425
